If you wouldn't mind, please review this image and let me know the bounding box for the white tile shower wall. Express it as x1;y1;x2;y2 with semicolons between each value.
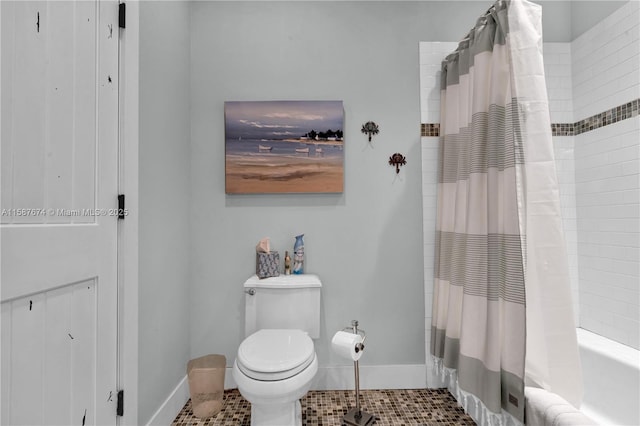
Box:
575;117;640;350
543;42;580;324
543;43;574;124
572;0;640;350
419;41;457;388
572;1;640;121
422;136;443;389
553;136;579;326
419;42;458;125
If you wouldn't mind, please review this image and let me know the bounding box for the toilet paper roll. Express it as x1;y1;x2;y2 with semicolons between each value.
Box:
331;331;364;361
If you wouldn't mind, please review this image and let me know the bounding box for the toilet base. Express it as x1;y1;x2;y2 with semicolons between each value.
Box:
251;399;302;426
233;352;318;426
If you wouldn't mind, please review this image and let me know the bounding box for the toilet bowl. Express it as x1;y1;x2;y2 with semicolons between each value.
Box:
232;329;318;426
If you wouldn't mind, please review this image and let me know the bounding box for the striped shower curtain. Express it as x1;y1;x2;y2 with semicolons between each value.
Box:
431;0;582;424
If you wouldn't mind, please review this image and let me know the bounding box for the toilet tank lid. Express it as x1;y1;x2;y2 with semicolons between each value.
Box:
245;274;322;288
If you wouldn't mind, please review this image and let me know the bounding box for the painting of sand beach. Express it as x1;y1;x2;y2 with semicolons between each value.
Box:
225;100;344;194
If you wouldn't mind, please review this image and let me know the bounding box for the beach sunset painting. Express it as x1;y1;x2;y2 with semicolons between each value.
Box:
225;100;344;194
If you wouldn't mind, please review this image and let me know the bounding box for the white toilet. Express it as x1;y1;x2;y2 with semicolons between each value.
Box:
232;274;322;426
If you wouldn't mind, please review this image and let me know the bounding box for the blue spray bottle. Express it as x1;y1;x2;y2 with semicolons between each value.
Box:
292;234;304;275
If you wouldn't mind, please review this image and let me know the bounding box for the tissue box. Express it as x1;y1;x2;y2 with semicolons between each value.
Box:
256;251;280;279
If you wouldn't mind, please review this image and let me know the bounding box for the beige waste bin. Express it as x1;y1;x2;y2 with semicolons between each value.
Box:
187;354;226;418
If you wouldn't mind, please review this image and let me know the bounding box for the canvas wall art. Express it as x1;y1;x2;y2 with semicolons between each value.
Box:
225;100;344;194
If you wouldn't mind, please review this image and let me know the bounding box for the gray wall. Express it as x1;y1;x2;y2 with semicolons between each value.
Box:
138;2;191;424
187;1;490;369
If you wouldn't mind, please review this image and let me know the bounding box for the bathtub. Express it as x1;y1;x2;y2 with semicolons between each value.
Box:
577;328;640;426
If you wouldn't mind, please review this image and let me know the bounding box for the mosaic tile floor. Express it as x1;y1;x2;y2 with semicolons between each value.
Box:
173;388;475;425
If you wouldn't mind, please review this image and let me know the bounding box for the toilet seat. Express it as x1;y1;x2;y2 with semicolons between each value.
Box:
237;329;315;381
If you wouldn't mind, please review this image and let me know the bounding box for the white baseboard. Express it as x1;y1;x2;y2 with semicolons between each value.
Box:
145;369;239;426
150;364;427;425
145;375;190;426
312;364;426;390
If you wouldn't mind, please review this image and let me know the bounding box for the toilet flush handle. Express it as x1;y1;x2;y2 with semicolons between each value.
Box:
245;288;256;296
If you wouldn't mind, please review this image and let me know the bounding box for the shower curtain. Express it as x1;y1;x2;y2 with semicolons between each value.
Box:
431;0;582;424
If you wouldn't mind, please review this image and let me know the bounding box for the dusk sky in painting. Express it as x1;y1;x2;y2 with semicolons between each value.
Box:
225;100;344;140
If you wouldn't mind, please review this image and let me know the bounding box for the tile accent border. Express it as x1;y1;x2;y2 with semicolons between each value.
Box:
553;98;640;136
422;98;640;138
421;123;440;137
551;122;575;136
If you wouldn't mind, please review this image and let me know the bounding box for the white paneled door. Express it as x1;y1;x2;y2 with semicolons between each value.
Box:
1;1;120;425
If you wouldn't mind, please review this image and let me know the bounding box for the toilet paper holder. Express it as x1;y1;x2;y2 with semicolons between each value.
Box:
340;320;377;426
342;320;366;354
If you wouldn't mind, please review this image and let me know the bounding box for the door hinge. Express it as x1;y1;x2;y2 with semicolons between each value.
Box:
118;194;125;220
118;3;126;29
116;390;124;416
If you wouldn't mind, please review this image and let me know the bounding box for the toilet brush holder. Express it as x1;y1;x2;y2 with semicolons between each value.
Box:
339;321;377;426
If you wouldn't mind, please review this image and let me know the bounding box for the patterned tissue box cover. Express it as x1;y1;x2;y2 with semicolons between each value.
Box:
256;251;280;278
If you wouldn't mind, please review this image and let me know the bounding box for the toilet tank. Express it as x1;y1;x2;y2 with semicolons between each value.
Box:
244;274;322;338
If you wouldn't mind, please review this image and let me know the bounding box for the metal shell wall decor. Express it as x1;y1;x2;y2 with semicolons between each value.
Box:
389;153;407;174
361;121;379;142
